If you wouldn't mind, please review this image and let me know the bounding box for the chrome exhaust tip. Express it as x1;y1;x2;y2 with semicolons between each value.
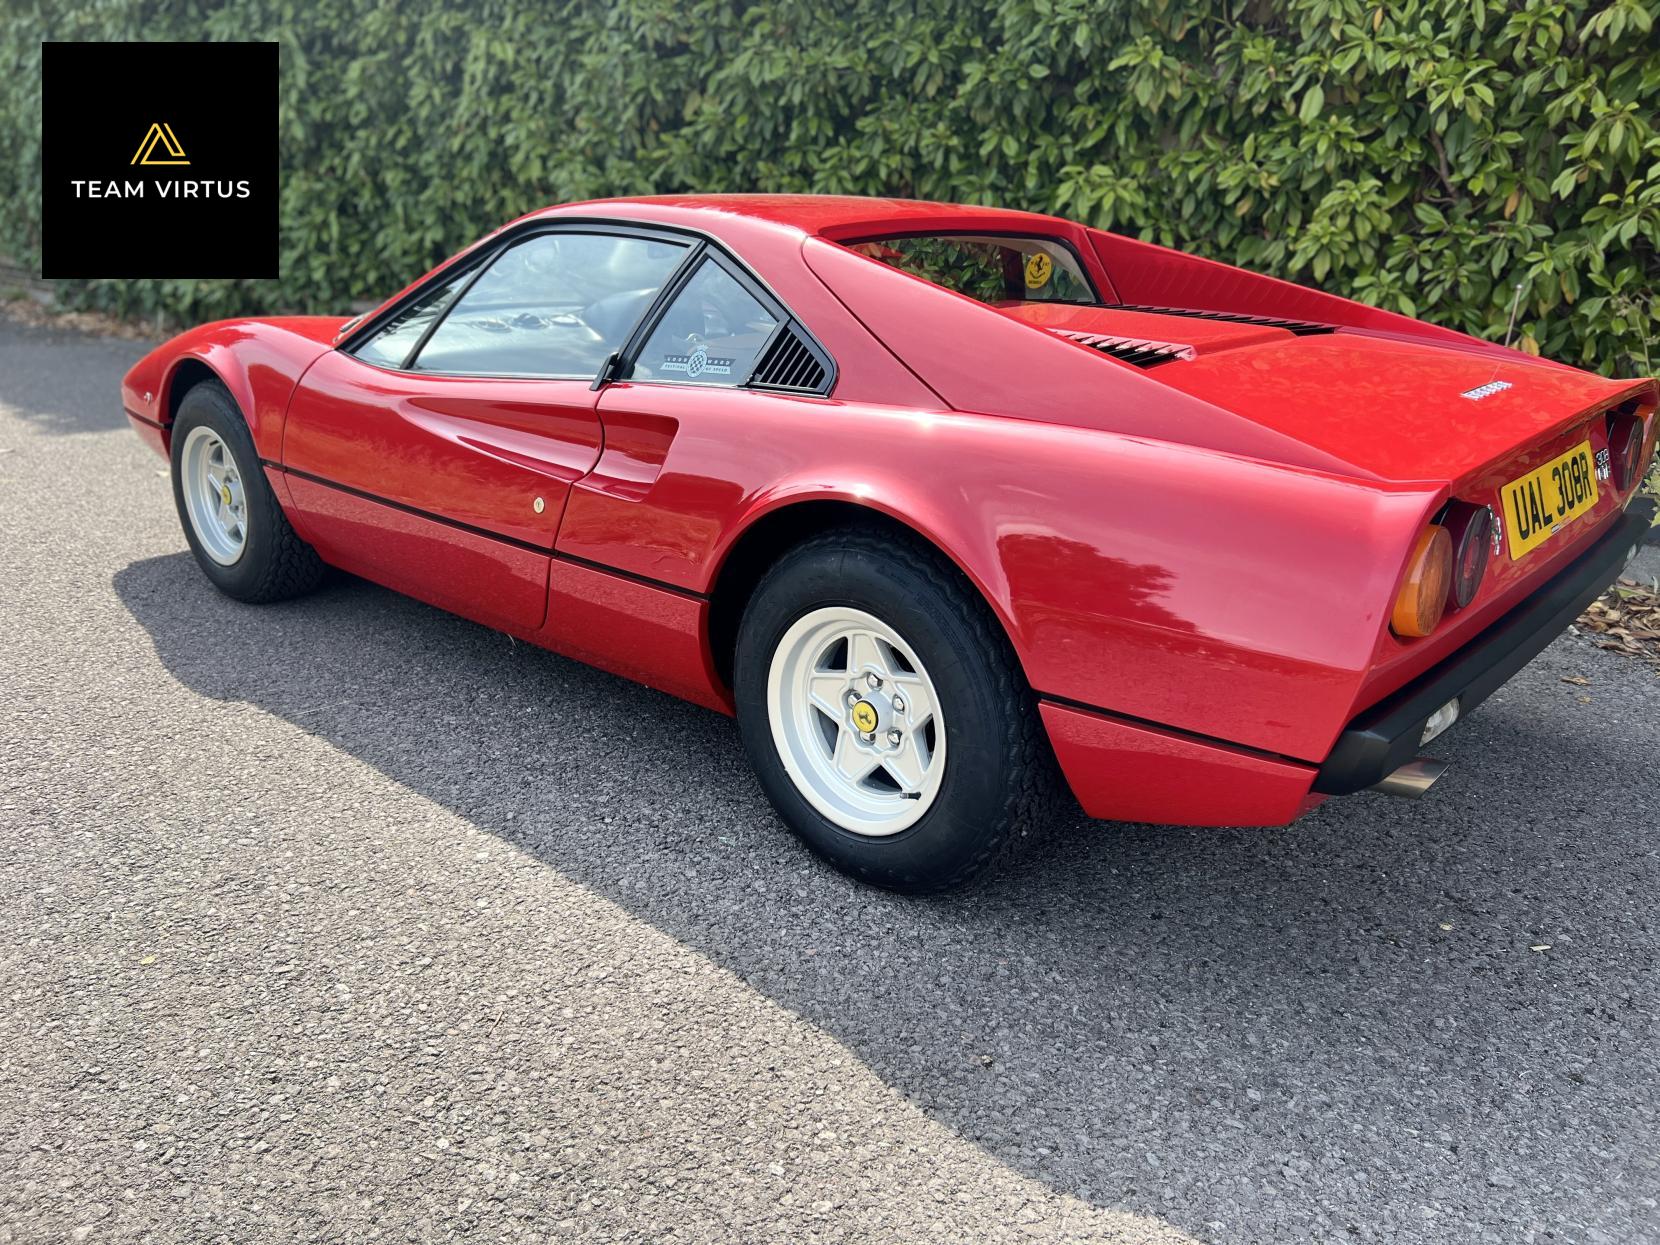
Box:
1370;756;1449;799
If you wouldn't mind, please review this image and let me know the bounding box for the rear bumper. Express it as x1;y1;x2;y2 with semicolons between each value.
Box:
1314;496;1656;796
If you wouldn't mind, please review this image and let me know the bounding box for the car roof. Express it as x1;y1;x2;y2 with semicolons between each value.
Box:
523;193;1076;241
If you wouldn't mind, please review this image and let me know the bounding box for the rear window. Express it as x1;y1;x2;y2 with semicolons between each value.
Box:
845;234;1096;305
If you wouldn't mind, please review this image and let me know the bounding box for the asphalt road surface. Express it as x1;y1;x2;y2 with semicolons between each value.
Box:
2;317;1657;1245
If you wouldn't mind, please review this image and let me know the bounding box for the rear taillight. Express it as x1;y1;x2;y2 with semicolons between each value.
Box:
1442;502;1493;609
1391;524;1453;638
1607;407;1648;492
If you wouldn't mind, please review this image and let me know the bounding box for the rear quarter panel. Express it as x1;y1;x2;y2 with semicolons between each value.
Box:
561;384;1440;761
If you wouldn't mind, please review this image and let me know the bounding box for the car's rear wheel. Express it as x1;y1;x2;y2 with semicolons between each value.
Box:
767;604;949;837
735;528;1057;892
170;381;325;603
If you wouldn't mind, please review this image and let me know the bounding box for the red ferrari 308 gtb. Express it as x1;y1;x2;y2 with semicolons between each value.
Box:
122;195;1656;890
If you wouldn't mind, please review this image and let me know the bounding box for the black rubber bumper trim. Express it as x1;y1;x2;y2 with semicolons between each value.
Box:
1314;496;1656;796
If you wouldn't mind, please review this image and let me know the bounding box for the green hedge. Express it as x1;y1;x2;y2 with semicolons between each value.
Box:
3;0;1656;375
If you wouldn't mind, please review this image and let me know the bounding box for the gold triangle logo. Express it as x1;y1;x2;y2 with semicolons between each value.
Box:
130;122;189;166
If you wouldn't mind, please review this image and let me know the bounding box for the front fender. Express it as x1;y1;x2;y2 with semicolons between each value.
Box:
121;316;348;460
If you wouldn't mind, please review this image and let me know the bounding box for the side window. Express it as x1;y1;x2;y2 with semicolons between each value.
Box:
352;275;466;369
631;258;779;386
409;232;687;377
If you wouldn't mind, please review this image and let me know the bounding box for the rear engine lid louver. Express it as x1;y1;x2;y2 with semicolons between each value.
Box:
749;325;832;394
1051;329;1196;368
1105;304;1336;336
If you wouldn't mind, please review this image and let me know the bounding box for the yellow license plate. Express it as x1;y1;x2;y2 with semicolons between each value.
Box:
1501;440;1599;560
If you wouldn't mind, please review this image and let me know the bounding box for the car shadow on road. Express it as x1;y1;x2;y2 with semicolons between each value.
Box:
113;552;1657;1242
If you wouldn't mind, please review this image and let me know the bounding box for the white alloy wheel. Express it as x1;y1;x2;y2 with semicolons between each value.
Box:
766;606;948;837
179;424;249;566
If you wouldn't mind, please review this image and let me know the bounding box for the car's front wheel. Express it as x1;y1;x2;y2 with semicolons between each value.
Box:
735;529;1057;892
170;380;325;603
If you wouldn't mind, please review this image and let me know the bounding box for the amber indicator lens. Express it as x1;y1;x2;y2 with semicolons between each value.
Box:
1391;524;1453;638
1443;502;1493;609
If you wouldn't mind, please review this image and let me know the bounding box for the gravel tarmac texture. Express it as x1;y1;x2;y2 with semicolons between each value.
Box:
1;319;1657;1244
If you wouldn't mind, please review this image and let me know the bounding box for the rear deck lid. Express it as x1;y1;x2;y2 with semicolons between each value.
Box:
1150;332;1641;482
1010;310;1642;484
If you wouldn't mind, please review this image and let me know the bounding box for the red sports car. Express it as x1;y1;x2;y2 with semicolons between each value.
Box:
122;195;1657;891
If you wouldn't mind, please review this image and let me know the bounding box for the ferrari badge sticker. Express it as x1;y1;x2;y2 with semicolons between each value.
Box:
1024;252;1053;289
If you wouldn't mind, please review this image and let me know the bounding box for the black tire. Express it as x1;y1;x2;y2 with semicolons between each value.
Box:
169;380;325;603
734;528;1059;892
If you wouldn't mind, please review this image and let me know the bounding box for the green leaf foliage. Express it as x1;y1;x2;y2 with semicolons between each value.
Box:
2;0;1655;375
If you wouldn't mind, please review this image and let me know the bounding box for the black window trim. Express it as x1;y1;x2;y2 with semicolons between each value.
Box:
834;227;1105;307
337;217;837;395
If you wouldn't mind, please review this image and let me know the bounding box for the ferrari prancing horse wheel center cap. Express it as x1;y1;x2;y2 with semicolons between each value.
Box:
850;700;878;733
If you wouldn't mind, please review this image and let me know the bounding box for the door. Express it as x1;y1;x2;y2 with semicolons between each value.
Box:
281;228;692;631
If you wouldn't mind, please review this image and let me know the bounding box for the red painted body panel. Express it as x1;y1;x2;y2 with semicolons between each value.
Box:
281;350;601;547
800;237;1371;477
122;194;1659;831
261;463;296;512
121;316;348;460
125;411;167;458
1086;227;1530;362
1155;333;1639;483
284;475;550;633
535;194;1091;254
537;561;728;714
563;382;1440;761
1040;701;1317;826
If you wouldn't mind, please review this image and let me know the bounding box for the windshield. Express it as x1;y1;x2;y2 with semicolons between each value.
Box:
844;234;1097;305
